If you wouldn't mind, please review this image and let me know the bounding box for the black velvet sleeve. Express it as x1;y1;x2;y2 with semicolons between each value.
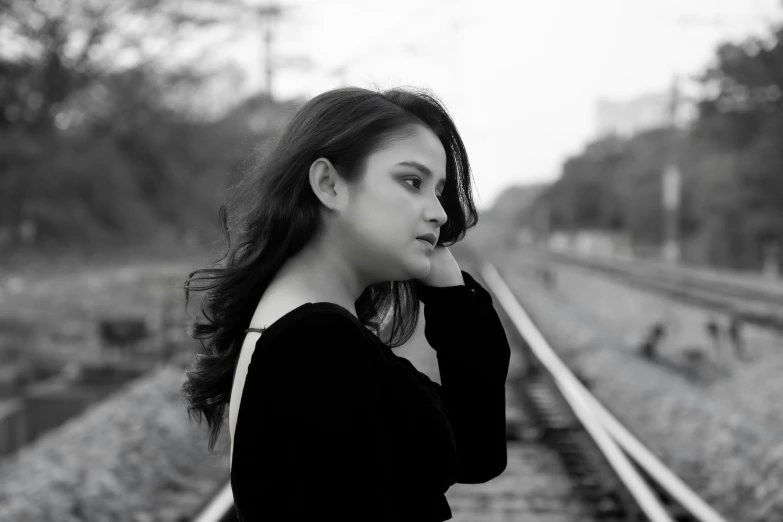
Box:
281;310;396;521
415;269;511;483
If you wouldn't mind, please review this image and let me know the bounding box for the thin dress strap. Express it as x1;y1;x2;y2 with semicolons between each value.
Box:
244;327;266;334
235;328;265;381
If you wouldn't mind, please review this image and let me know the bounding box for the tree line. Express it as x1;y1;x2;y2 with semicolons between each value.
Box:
535;21;783;271
0;0;298;264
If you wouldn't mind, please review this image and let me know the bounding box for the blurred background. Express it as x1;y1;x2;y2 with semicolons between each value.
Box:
2;0;783;521
2;0;783;270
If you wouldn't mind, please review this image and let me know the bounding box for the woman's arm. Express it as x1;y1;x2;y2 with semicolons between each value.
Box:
416;269;511;484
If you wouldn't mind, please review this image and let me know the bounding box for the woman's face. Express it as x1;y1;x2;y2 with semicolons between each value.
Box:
337;125;449;284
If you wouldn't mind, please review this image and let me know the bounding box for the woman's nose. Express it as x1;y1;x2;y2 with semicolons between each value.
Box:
427;195;448;227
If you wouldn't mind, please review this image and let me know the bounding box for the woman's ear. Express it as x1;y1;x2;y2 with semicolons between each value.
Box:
309;157;347;211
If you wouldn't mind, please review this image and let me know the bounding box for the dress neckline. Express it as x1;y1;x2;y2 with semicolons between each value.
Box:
246;301;359;339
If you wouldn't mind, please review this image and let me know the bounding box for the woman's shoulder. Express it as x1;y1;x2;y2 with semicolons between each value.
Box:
246;303;381;384
252;301;359;333
252;301;374;355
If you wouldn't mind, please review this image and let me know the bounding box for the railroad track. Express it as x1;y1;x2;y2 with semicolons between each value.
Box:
188;257;729;522
482;261;727;522
544;249;783;332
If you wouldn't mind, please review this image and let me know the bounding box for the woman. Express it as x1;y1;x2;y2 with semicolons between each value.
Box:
180;86;511;521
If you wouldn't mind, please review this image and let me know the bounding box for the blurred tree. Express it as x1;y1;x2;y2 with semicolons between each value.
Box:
537;20;783;270
690;25;783;268
543;136;625;233
2;0;206;129
0;0;299;264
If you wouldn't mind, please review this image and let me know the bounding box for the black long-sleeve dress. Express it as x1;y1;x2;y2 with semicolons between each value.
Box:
229;269;511;521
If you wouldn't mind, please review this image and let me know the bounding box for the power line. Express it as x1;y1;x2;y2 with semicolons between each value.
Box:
320;0;473;85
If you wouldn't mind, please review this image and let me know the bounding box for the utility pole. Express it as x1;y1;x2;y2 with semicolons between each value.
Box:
656;11;771;264
662;75;681;263
256;4;282;101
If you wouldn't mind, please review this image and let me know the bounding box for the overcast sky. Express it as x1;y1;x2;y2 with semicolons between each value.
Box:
214;0;782;210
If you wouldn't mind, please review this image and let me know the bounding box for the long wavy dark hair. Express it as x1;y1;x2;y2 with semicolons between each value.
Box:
180;86;478;451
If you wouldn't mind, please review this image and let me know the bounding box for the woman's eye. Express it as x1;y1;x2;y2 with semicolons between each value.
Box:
404;178;444;201
404;178;422;189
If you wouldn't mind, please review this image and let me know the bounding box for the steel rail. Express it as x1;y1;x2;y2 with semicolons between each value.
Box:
479;261;674;522
479;260;729;522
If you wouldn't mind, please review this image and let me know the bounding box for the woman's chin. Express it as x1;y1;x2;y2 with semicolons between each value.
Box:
407;258;432;279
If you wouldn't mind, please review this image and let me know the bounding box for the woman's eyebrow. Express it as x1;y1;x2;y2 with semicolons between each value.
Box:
394;161;446;188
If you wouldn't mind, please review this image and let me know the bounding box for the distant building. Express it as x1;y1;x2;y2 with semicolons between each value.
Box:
594;91;674;138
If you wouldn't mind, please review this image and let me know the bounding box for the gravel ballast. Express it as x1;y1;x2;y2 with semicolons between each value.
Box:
0;362;228;522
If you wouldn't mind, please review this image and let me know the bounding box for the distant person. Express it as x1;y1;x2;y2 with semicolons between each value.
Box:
705;316;722;358
640;321;666;359
180;87;511;521
727;316;747;361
